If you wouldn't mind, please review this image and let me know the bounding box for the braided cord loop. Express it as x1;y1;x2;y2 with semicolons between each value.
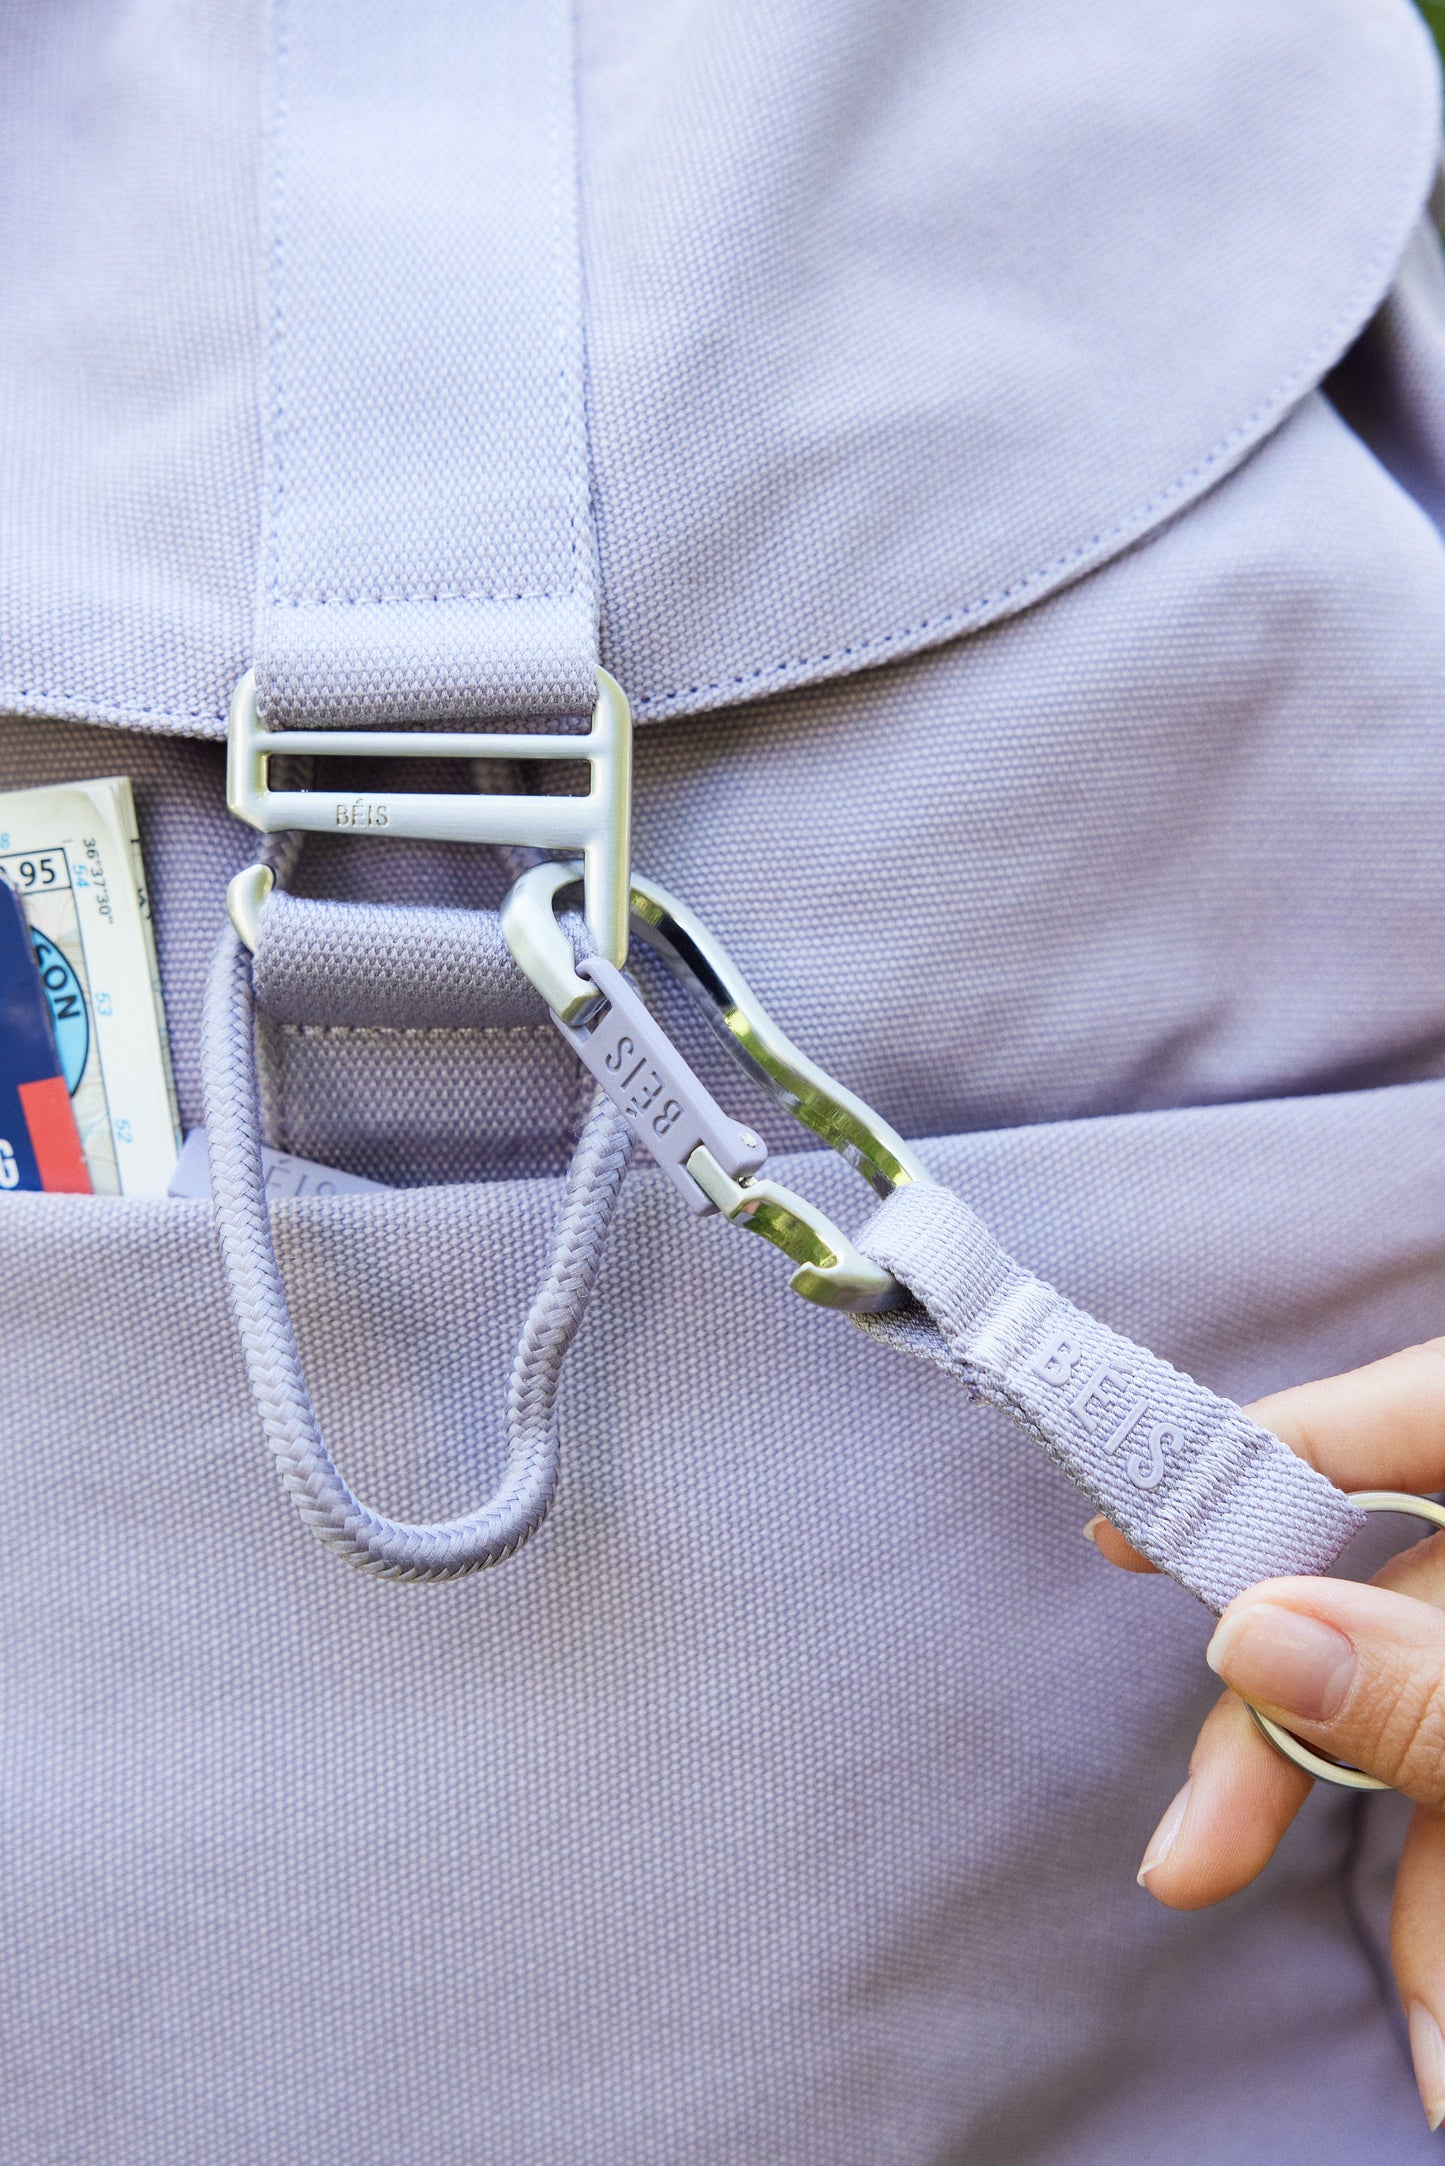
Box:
201;922;631;1580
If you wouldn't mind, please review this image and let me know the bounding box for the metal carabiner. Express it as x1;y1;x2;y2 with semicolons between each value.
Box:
501;859;928;1311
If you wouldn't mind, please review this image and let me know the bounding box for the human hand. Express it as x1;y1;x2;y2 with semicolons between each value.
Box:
1086;1341;1445;2132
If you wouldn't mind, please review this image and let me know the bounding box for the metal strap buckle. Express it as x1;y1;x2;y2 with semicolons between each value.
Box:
224;667;632;966
220;661;915;1313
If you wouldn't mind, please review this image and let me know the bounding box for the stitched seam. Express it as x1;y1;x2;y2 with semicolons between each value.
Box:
630;128;1440;717
544;0;588;613
264;0;290;611
274;1021;553;1042
268;588;581;608
0;687;229;729
263;1;589;621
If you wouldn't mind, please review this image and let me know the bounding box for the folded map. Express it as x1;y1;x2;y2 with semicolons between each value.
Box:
0;877;90;1192
0;777;180;1196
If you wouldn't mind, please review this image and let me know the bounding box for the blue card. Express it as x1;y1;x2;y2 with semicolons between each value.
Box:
0;875;90;1191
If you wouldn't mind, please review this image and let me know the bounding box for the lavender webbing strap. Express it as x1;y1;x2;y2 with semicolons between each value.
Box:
250;888;561;1029
199;0;634;1577
253;0;597;727
855;1180;1365;1613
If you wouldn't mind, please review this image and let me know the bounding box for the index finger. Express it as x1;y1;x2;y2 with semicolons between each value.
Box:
1249;1338;1445;1494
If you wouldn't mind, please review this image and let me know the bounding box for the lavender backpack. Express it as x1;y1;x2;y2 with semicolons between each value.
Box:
3;2;1445;2157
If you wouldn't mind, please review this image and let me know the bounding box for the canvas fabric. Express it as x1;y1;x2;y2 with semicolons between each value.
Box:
3;0;1445;2160
0;0;1439;736
251;0;598;725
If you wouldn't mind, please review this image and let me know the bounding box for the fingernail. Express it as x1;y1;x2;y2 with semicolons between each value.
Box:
1408;2004;1445;2132
1136;1779;1192;1887
1082;1516;1105;1547
1206;1602;1356;1723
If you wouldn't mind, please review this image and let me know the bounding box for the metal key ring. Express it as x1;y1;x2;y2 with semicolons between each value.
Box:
1247;1490;1445;1791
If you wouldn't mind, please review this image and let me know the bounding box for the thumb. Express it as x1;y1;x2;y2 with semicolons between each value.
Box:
1205;1575;1445;1809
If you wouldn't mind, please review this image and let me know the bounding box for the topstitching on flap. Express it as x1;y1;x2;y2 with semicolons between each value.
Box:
0;0;1438;737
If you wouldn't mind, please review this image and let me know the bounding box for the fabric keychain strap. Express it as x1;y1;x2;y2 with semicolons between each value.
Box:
252;0;597;727
855;1181;1365;1613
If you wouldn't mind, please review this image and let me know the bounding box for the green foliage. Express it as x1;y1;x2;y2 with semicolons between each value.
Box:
1419;0;1445;68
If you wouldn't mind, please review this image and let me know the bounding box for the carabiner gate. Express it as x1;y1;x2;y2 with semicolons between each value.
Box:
501;860;926;1312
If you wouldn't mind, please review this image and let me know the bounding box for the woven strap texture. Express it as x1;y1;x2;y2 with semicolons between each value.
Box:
856;1180;1366;1612
251;889;567;1029
251;0;597;726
